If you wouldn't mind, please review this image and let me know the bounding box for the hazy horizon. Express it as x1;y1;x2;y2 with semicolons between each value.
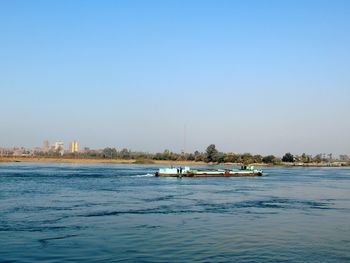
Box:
1;1;349;156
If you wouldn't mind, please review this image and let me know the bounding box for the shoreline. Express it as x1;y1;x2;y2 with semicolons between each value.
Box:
0;156;348;167
0;156;205;165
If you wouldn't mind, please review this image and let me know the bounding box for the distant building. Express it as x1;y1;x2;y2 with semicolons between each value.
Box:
83;147;90;152
13;147;32;157
33;147;42;154
54;141;64;150
42;140;49;152
54;141;64;155
69;141;79;153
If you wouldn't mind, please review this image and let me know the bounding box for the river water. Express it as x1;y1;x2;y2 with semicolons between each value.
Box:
0;163;349;262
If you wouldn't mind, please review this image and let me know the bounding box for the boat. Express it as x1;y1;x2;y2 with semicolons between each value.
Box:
155;165;263;177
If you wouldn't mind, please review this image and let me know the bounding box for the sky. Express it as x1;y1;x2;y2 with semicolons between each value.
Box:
0;0;349;155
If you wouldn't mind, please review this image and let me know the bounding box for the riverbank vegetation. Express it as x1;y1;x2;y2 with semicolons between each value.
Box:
1;144;349;166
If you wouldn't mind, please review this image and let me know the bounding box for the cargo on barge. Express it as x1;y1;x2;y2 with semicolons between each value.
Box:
155;166;262;177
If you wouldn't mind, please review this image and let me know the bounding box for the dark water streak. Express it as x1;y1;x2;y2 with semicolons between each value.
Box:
1;163;350;262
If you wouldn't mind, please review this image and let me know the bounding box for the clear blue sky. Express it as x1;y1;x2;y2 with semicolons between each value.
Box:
1;0;349;155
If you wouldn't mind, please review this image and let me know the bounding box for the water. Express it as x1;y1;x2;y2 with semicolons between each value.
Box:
1;163;350;262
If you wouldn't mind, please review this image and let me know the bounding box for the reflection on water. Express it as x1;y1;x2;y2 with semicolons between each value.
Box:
0;163;350;262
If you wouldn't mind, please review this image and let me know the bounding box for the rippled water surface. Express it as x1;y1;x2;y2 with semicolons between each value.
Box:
1;163;350;262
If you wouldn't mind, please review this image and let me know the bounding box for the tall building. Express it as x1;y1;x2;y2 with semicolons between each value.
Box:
53;141;65;156
69;141;79;153
54;141;64;151
42;140;49;152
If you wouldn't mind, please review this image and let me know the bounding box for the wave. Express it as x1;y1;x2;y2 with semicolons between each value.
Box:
77;197;338;218
132;173;154;177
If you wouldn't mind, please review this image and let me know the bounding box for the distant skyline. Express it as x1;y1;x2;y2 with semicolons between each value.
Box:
1;0;349;155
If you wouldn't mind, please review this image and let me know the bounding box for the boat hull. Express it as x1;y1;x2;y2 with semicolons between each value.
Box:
155;172;262;177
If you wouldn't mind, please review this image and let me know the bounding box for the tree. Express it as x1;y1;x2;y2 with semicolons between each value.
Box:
241;153;254;164
102;147;117;159
253;155;263;163
224;153;239;163
187;153;195;161
327;153;333;162
282;152;294;162
216;152;225;163
262;155;276;164
301;153;311;163
194;151;204;162
120;148;131;159
313;154;322;163
339;155;349;161
205;144;218;163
